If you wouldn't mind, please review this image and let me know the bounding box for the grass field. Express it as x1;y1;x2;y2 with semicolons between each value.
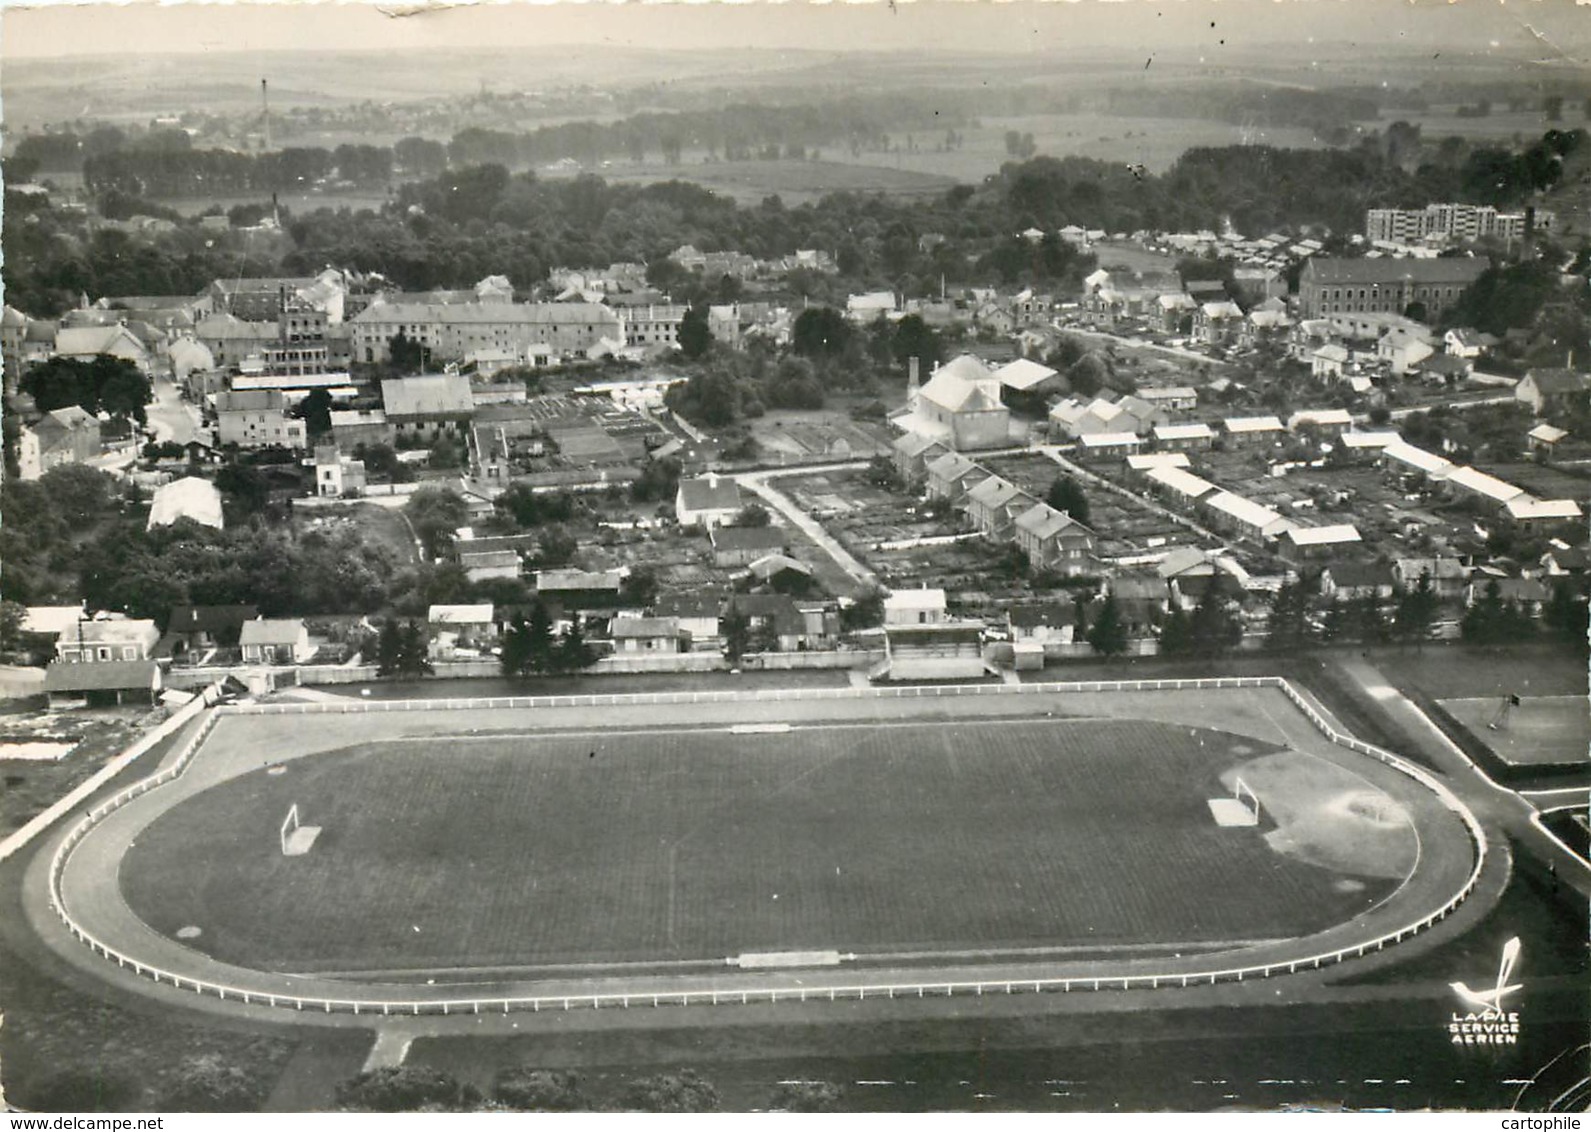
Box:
119;716;1408;975
1436;695;1590;768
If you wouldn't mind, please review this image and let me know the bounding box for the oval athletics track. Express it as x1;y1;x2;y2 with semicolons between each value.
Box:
35;680;1491;1019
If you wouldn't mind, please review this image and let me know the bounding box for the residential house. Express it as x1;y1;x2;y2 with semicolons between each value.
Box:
427;605;497;659
164;604;258;655
147;477;224;531
1134;386;1198;412
1241;303;1294;348
194;313;281;369
675;475;744;529
1505;498;1584;524
624;305;687;351
1442;466;1528;510
884;587;947;626
1221;415;1285;449
460;549;520;583
17;406;100;481
962;477;1035;541
1392;557;1469;600
925;451;989;504
891;432;949;485
380;373;475;440
1077;431;1143;460
44;658;161;706
610;616;683;653
1152;422;1215;452
1378;325;1436;376
1156;292;1197;333
655;590;723;648
1418;354;1472;386
1108;572;1168;634
313;445;367;498
727;593;808;652
55;617;160;664
1466;577;1550;617
1012;503;1096;574
1202;492;1294;542
1320;562;1396;602
52;324;151;372
711;525;786;567
1515;368;1591;416
1145;464;1218;506
535;569;624;611
1288;409;1354;438
214;389;308;449
743;554;816;594
1444;328;1497;359
239;618;313;664
1006;601;1079;645
846;292;897;323
1311;343;1349;380
1280;524;1363;562
1193;301;1244;346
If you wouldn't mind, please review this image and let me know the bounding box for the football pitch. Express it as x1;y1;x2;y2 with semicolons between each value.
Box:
119;714;1413;975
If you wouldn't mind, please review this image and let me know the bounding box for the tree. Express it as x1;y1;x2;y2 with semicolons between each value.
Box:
1394;570;1440;646
376;617;404;676
791;306;852;360
1350;592;1391;645
500;612;531;676
1544;579;1589;646
616;1071;720;1113
336;1067;478;1113
216;464;270;519
769;1080;844;1112
677;304;712;359
398;619;433;677
632;456;682;503
300;387;334;437
525;600;555;673
388;331;426;373
39;464;114;525
722;600;751;666
159;1055;265;1112
621;564;659;609
1267;578;1311;651
1159;608;1193;656
404;486;469;560
1045;475;1091;526
0;599;27;654
732;503;771;528
1086;592;1128;657
840;588;885;632
555;614;597;672
493;1069;587;1112
891;313;941;371
1188;576;1243;657
20;355;152;424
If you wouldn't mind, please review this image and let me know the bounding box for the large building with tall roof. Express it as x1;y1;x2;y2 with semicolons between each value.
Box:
897;354;1011;451
1297;257;1488;320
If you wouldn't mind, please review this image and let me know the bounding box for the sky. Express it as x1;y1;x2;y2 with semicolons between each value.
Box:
3;0;1589;62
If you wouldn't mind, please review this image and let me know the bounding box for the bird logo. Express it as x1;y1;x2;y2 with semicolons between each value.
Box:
1450;937;1522;1014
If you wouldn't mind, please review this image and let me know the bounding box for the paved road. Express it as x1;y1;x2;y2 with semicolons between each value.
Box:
1333;655;1591;896
733;462;879;590
146;376;203;446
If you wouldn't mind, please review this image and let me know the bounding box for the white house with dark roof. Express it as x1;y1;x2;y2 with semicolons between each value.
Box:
962;476;1034;541
675;474;744;528
1012;503;1096;573
18;406;100;480
239;618;312;664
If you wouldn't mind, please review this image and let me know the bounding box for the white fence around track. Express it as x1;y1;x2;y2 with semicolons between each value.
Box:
46;677;1488;1018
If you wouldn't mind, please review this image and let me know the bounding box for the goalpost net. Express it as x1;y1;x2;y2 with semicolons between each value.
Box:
1232;777;1262;824
280;803;321;856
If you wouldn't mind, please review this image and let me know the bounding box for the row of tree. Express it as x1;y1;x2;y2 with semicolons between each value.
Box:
499;604;598;676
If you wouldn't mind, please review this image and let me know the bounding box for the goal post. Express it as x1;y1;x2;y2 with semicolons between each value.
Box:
280;803;301;856
280;803;321;856
1232;777;1261;824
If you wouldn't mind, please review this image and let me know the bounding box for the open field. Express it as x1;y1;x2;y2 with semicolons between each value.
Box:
1437;695;1589;768
118;714;1410;975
